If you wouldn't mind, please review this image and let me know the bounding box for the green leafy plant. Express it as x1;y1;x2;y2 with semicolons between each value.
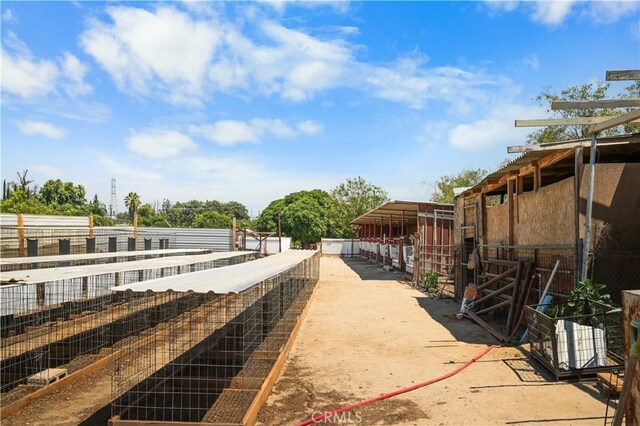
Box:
423;271;439;292
558;279;614;317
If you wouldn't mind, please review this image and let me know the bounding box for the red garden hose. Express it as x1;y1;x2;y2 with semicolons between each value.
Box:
296;274;537;426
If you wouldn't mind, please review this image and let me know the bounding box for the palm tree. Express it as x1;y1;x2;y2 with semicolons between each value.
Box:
124;192;141;221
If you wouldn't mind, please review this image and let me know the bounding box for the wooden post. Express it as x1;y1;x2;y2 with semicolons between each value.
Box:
89;215;94;238
516;175;523;223
133;209;138;241
507;178;514;246
278;215;282;252
401;211;405;236
232;217;237;251
533;161;541;191
17;213;25;256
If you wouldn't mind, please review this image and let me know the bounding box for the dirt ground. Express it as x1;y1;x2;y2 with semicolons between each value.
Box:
257;257;611;426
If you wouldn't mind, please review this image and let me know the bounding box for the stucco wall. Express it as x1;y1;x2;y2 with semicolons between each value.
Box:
579;163;640;251
515;176;575;245
485;202;509;244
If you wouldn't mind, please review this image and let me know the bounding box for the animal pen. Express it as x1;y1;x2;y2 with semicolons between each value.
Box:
108;250;319;425
351;200;455;285
0;251;256;406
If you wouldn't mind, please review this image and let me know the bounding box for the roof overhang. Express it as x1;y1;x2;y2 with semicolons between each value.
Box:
350;200;453;226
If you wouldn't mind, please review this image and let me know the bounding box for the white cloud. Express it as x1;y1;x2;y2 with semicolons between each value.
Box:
99;155;163;181
126;129;197;159
29;165;64;180
297;120;324;134
61;53;92;96
448;104;542;150
190;118;323;145
81;6;220;105
1;48;59;98
484;0;638;26
583;1;639;24
531;0;576;26
15;120;67;139
2;9;16;22
1;33;92;99
78;5;513;110
522;54;539;71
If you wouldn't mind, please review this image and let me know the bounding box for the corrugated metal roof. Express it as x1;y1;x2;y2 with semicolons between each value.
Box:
0;214;89;227
350;200;453;225
0;251;253;284
0;248;211;267
458;133;640;197
112;250;317;294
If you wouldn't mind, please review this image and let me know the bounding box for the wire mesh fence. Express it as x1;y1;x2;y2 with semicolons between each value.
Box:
111;252;320;424
0;226;176;258
0;253;256;396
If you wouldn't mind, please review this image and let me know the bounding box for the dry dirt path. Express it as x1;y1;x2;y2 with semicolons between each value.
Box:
257;257;610;426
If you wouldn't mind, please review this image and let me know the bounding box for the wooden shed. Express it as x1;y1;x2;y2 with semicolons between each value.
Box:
454;134;640;304
351;200;454;284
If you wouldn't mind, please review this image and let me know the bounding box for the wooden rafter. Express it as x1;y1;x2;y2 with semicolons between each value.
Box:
589;109;640;134
606;70;640;81
515;117;640;127
551;99;640;110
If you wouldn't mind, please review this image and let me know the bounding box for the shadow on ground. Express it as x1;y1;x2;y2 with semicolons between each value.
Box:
341;257;410;281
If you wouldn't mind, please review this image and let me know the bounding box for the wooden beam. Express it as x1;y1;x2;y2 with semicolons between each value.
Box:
533;161;541;191
551;99;640;110
515;117;640;127
589;109;640;134
606;70;640;81
507;135;640;153
507;179;514;246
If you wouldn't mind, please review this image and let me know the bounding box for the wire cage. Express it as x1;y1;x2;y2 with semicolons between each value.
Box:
525;299;623;380
110;252;320;424
0;252;255;399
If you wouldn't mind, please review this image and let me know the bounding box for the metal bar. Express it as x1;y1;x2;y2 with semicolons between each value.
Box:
581;134;598;281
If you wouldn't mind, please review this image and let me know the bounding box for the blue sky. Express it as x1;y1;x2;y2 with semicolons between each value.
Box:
1;1;639;216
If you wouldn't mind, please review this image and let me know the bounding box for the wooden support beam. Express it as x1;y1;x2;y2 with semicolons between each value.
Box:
515;116;640;127
507;137;640;153
589;109;640;134
551;99;640;110
507;179;514;246
606;70;640;81
533;161;541;191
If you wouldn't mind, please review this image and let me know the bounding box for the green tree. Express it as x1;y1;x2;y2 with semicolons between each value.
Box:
330;176;388;237
137;203;170;227
430;168;487;204
39;179;87;206
527;82;639;145
193;210;233;228
124;192;141;221
220;201;249;220
0;189;54;214
256;190;339;246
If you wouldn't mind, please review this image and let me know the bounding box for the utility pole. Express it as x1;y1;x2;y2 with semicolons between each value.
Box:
278;214;282;253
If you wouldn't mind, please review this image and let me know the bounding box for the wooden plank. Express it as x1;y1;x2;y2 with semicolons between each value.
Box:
551;99;640;110
477;266;518;291
606;70;640;81
507;135;640;153
474;282;515;305
1;349;124;419
464;311;506;342
475;298;511;315
515;117;640;127
589;109;640;134
505;262;523;335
